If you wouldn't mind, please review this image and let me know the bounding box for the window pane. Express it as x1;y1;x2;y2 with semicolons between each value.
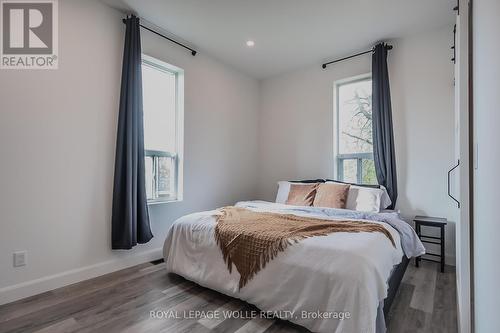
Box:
142;64;176;153
157;156;175;199
342;159;358;183
362;159;377;185
338;79;372;155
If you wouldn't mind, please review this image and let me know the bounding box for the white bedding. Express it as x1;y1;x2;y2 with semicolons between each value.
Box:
163;201;424;333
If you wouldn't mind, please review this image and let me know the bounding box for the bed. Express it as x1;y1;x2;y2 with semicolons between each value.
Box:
163;200;424;333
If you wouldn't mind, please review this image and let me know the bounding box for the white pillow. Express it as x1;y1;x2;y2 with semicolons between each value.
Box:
325;182;391;212
275;181;291;203
378;185;392;209
275;181;318;204
345;185;382;212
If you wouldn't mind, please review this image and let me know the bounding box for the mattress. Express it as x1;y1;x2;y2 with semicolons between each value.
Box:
163;201;424;333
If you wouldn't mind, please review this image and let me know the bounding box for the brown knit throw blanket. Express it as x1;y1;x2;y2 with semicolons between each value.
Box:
214;206;395;289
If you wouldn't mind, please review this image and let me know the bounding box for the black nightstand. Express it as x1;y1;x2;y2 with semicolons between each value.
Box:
414;216;447;273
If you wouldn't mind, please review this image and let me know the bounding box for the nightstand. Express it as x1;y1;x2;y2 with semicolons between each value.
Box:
414;215;447;273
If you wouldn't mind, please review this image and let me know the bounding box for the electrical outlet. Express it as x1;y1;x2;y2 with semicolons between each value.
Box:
13;251;27;267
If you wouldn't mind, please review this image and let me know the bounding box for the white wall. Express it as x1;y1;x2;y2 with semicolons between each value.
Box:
257;26;458;262
0;0;259;304
473;0;500;331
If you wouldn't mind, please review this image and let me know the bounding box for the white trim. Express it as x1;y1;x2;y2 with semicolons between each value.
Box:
147;198;181;205
142;54;183;74
455;1;472;332
0;248;163;305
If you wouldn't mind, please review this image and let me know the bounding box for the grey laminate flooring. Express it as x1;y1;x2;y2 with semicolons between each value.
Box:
0;260;457;333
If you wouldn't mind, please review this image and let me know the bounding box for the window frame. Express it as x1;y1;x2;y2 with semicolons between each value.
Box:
333;73;374;185
142;54;184;205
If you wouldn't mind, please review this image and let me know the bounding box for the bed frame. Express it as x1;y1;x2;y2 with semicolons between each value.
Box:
383;255;409;318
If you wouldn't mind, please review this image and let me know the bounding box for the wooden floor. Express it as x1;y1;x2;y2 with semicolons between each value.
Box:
0;261;457;333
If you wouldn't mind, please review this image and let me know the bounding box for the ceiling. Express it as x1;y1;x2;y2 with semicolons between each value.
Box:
102;0;455;79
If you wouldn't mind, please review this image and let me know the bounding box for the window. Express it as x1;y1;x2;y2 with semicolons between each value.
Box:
142;55;184;203
334;76;377;185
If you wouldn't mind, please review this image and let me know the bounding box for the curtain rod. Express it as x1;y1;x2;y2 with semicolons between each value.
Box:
122;18;197;56
322;44;392;69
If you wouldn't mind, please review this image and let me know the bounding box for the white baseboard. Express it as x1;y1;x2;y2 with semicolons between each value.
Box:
0;248;163;306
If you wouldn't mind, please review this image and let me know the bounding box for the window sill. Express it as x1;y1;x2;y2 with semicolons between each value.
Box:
147;198;182;205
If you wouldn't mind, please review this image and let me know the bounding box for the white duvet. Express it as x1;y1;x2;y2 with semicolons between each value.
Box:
163;201;424;333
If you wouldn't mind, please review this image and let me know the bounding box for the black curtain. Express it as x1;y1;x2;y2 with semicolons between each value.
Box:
372;43;398;209
111;15;153;249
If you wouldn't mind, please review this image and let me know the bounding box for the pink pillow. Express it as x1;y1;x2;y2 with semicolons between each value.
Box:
313;183;350;209
286;184;318;206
